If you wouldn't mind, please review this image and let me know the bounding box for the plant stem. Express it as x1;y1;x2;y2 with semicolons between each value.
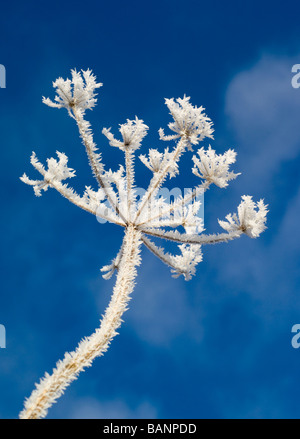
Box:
73;107;127;224
19;225;141;419
125;148;134;223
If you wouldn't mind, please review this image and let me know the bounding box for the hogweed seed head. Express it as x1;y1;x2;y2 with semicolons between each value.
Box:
159;96;214;148
19;69;268;419
42;69;102;116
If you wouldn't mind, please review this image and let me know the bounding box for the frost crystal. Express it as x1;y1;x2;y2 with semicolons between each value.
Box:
102;117;149;151
42;69;102;116
139;148;178;177
192;146;240;188
159;96;214;147
20;151;75;196
218;195;268;238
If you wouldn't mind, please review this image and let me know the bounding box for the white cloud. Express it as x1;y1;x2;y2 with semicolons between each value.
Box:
225;53;300;190
201;53;300;311
69;397;157;419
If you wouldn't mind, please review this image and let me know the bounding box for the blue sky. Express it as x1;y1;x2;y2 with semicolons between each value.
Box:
1;0;300;419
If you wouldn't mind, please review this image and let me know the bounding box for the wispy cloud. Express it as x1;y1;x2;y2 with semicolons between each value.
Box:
225;53;300;191
68;397;157;419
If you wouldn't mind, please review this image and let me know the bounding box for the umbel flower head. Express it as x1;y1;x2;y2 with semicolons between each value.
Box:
192;146;240;188
218;195;268;238
102;117;149;151
19;69;268;420
20;151;75;196
42;68;102;116
159;96;214;148
21;69;268;280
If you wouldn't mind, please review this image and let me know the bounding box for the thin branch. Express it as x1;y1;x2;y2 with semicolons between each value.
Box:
25;165;125;226
140;227;243;245
141;235;188;276
125;148;135;222
133;137;187;223
48;180;97;216
72;108;127;224
100;237;126;279
51;180;126;225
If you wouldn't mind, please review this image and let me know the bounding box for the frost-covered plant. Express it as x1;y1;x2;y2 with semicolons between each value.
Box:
20;69;268;419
